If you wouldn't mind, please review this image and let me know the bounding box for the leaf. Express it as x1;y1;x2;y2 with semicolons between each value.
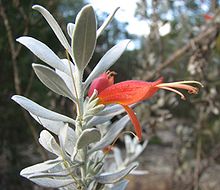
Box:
76;128;101;149
72;5;96;70
28;177;74;188
58;123;77;155
39;130;61;156
84;40;130;88
16;37;70;75
30;113;65;134
86;115;114;127
55;59;75;96
97;7;120;38
125;141;148;164
32;5;71;54
67;23;75;38
113;147;123;166
89;116;129;153
32;64;75;101
20;158;62;177
95;162;138;184
97;104;125;116
28;164;79;178
12;95;75;124
130;170;149;175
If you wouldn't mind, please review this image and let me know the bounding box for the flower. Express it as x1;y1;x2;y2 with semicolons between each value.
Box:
89;72;203;140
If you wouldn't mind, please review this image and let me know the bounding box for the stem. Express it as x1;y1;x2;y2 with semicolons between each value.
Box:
74;67;88;189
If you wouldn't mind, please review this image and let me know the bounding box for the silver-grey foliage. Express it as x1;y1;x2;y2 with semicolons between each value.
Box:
13;4;147;190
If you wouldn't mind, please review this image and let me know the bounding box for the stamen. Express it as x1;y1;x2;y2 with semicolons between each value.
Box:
158;86;186;100
157;83;199;94
157;81;203;87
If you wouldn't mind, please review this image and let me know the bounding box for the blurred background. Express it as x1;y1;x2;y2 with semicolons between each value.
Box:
1;0;220;189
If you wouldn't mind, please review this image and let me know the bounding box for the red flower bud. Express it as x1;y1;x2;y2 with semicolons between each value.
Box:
88;71;116;97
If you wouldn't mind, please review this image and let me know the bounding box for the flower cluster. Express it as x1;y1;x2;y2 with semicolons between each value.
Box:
12;4;202;190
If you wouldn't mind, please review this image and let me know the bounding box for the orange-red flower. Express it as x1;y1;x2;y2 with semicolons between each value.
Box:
88;72;203;141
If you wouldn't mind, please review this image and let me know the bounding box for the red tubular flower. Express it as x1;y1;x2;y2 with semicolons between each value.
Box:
89;72;203;141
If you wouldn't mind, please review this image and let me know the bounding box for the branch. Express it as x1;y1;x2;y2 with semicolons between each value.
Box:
144;24;219;81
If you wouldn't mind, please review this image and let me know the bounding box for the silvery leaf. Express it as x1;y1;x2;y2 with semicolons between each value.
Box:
39;130;61;156
113;147;123;167
55;71;74;96
61;58;75;74
109;179;129;190
125;141;148;164
59;123;68;155
89;116;129;153
59;183;77;190
130;170;149;175
32;64;75;101
55;59;75;95
32;5;71;54
97;104;125;116
28;177;74;188
20;158;62;177
30;113;65;135
97;7;120;38
72;5;96;70
16;37;70;75
64;129;77;155
84;40;130;88
87;115;114;127
12;95;75;124
67;23;75;38
28;164;79;178
76;128;101;149
124;135;133;154
95;162;138;184
58;123;76;155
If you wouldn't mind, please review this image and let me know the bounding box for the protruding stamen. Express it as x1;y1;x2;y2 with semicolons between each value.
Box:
159;86;186;100
156;81;203;99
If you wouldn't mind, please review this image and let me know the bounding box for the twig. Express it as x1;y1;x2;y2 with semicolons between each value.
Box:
144;25;219;81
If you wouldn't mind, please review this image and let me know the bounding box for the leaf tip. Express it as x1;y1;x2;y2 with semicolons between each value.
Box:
11;95;18;102
32;5;42;10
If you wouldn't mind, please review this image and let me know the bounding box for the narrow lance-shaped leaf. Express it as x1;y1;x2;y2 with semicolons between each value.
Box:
86;115;114;127
67;23;75;38
32;5;71;55
95;162;138;184
30;113;65;135
84;40;130;89
11;95;75;124
16;37;70;75
28;163;79;178
39;130;61;156
20;158;62;177
76;128;101;149
28;177;74;188
97;7;120;38
72;5;97;70
32;64;76;102
89;115;129;153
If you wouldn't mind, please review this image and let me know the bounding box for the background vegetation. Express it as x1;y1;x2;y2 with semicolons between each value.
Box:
0;0;220;189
